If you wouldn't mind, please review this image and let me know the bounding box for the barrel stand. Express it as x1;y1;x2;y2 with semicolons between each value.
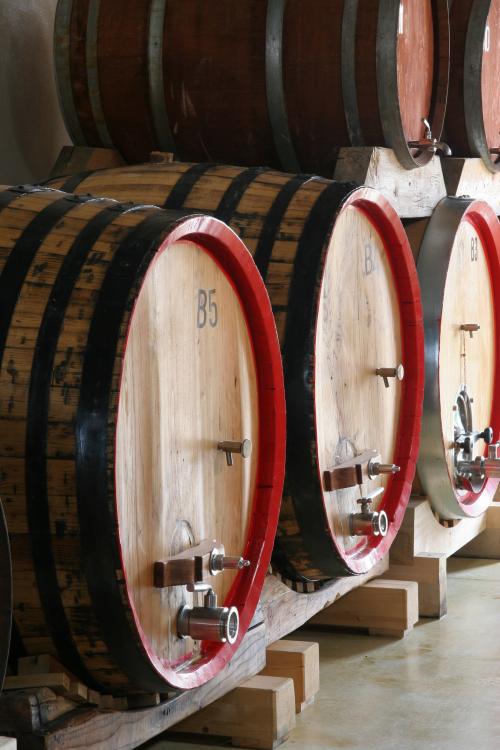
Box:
382;499;500;618
441;157;500;216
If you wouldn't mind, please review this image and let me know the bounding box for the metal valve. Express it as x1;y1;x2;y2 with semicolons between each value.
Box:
460;323;480;338
350;488;388;538
454;387;499;492
376;365;405;389
408;118;452;156
218;439;252;466
177;583;240;644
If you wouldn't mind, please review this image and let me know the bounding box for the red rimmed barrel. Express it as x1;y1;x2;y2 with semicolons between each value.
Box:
445;0;500;173
48;162;425;582
54;0;449;173
407;198;500;519
0;185;285;693
0;501;11;693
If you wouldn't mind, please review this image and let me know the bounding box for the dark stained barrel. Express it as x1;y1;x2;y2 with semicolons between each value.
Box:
406;198;500;519
0;501;11;693
54;0;450;173
445;0;500;173
48;162;425;583
0;186;285;693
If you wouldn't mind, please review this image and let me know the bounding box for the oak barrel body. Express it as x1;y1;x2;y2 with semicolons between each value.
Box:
0;186;286;693
54;0;449;173
406;198;500;519
49;163;425;581
445;0;500;172
0;501;11;693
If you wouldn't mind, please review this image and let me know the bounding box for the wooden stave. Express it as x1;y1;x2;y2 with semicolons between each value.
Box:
54;0;450;173
415;197;500;519
445;0;500;173
0;500;11;694
47;163;425;581
0;186;286;693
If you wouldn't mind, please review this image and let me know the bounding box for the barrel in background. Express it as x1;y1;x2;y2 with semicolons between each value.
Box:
0;186;286;693
445;0;500;173
47;162;425;581
54;0;450;173
406;198;500;519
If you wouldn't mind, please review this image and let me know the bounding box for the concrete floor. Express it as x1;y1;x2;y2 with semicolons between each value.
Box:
155;557;500;750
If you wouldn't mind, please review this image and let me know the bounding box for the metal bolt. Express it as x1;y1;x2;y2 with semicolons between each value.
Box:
369;462;400;477
210;550;251;574
460;323;480;339
218;439;252;466
376;365;405;388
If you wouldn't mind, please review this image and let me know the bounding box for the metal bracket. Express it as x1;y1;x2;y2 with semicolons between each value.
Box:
323;450;399;492
153;539;250;589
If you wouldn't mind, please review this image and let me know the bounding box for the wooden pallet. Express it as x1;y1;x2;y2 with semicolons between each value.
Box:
383;499;500;618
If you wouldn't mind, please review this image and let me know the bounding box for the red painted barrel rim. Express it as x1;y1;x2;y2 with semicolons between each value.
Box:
115;215;286;690
314;188;424;574
450;201;500;516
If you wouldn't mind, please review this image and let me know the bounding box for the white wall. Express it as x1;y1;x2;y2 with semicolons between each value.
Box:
0;0;70;184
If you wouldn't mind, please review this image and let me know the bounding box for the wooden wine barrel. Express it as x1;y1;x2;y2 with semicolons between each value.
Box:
0;185;286;693
406;198;500;519
54;0;449;173
0;500;11;693
48;162;425;582
445;0;500;173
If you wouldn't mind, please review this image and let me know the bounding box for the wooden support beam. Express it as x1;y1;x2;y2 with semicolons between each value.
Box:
0;739;16;749
169;675;296;750
260;640;319;713
333;147;446;218
459;503;500;559
441;157;500;215
383;554;447;618
389;498;487;564
309;579;419;638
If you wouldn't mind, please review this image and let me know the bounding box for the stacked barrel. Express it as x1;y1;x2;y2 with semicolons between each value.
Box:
0;0;498;699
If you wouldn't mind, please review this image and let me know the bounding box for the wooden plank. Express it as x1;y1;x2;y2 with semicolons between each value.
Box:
383;554;447;618
459;503;500;559
0;739;17;749
1;622;266;750
333;147;446;218
262;557;389;645
260;641;319;713
389;498;487;564
50;146;125;179
4;674;71;696
170;675;296;750
441;158;500;215
308;579;419;638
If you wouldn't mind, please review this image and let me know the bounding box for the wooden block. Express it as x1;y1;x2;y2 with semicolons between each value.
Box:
4;672;71;695
441;158;500;215
0;739;17;749
260;640;319;713
127;693;161;709
172;675;296;750
17;654;67;677
99;695;128;711
0;687;78;732
333;147;446;218
309;579;419;638
390;498;487;563
50;145;125;179
460;503;500;559
384;554;447;618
